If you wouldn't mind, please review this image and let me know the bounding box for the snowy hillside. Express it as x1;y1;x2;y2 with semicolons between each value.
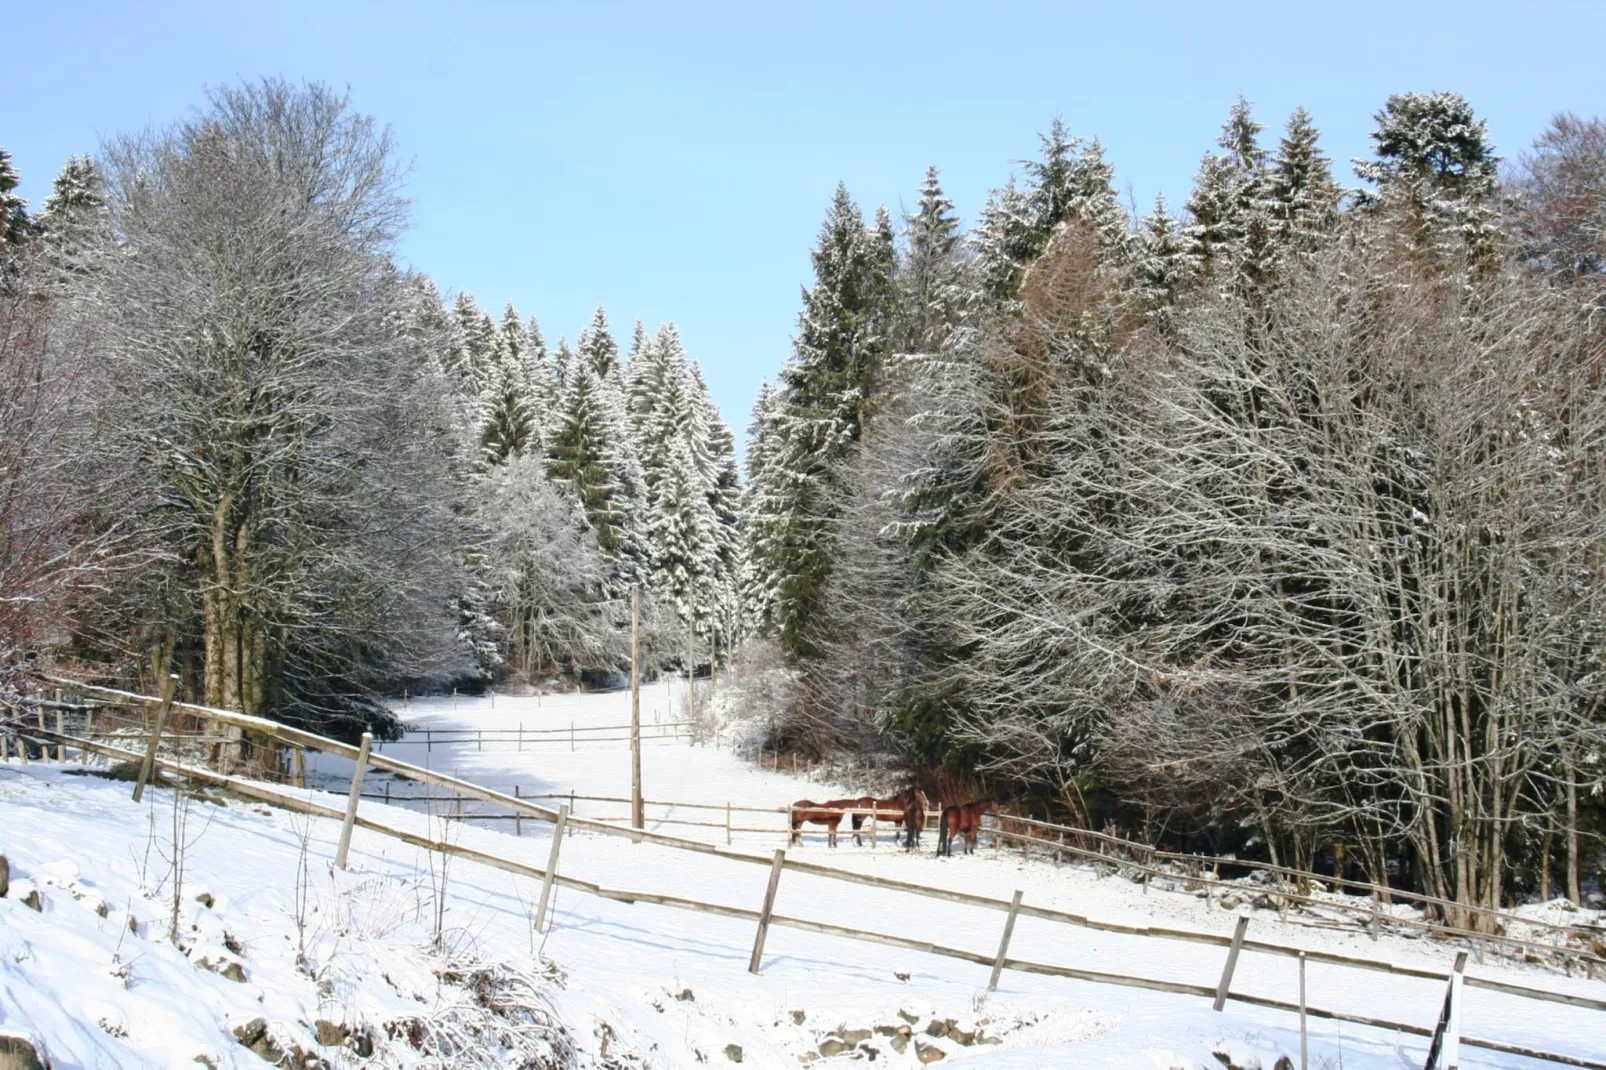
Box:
2;688;1603;1069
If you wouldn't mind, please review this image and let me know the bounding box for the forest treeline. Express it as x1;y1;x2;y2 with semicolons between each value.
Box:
740;93;1606;919
0;81;740;740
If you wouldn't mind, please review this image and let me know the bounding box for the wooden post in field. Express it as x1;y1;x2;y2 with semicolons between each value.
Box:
726;801;732;846
35;705;45;759
989;889;1024;991
292;745;306;788
1298;951;1308;1070
54;689;64;760
1371;882;1382;942
514;785;522;836
133;675;179;803
630;585;643;832
748;849;786;974
1213;915;1250;1011
335;732;373;870
1424;951;1468;1070
535;804;570;932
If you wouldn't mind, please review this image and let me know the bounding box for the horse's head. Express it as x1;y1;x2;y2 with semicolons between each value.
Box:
984;798;1001;815
916;789;930;810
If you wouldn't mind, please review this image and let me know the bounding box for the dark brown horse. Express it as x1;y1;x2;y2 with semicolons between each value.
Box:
789;799;859;847
902;788;931;851
848;793;925;846
937;798;999;857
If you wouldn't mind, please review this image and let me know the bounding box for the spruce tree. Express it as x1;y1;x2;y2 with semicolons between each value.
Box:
579;305;620;377
1134;193;1191;321
1268;108;1340;256
548;356;626;561
1355;91;1501;265
740;381;785;636
757;183;898;660
0;147;31;257
972;178;1032;303
1184;96;1275;294
35;154;109;282
900;165;965;353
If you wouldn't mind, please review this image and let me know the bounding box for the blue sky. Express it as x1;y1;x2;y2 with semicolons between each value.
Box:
5;1;1603;441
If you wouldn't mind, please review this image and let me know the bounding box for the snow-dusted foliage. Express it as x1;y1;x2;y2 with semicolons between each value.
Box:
739;95;1606;917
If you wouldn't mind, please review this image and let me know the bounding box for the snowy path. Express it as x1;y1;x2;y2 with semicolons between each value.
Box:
2;687;1603;1068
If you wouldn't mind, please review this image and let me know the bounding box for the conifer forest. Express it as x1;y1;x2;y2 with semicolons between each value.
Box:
3;80;1605;920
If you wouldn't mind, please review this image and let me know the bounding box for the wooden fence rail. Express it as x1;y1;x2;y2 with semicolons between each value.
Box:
17;720;1605;1070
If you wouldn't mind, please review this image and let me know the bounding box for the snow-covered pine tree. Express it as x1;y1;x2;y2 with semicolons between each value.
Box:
547;355;627;563
900;165;966;353
688;360;743;647
1021;118;1084;253
479;326;540;465
757;183;897;660
639;350;720;633
447;292;497;397
1354;91;1501;266
1133;193;1192;322
739;380;785;636
0;148;31;258
578;305;620;378
34;154;109;284
1182;96;1278;295
1268;107;1340;257
1065;138;1133;262
1184;96;1276;295
971;178;1032;304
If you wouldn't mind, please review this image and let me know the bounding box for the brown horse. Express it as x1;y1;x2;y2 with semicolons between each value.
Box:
903;788;931;851
789;799;860;847
937;798;999;857
848;794;922;846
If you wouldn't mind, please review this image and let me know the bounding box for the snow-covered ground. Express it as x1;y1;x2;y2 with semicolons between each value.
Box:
3;685;1603;1068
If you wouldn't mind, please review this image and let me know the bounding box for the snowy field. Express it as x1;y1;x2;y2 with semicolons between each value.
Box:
2;686;1604;1068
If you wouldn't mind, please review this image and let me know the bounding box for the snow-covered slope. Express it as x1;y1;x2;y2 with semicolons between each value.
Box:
2;688;1602;1069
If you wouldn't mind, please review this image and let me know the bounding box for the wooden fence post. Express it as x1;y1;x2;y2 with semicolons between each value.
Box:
1299;951;1308;1070
535;804;570;932
514;785;522;836
132;675;179;803
1213;915;1250;1011
335;732;372;870
1371;883;1382;942
989;889;1024;991
35;706;46;759
1423;951;1468;1070
54;689;64;761
748;849;786;974
292;745;306;789
726;801;732;846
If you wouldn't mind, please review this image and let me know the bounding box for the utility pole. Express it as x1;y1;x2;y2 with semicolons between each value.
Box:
630;584;643;831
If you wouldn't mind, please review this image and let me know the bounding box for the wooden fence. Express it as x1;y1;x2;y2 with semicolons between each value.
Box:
11;680;1606;1068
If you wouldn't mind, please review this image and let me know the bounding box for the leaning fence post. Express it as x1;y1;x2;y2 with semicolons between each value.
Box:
1213;915;1250;1011
132;675;179;803
534;804;570;932
989;889;1024;991
335;732;373;870
748;849;786;974
1423;950;1468;1070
